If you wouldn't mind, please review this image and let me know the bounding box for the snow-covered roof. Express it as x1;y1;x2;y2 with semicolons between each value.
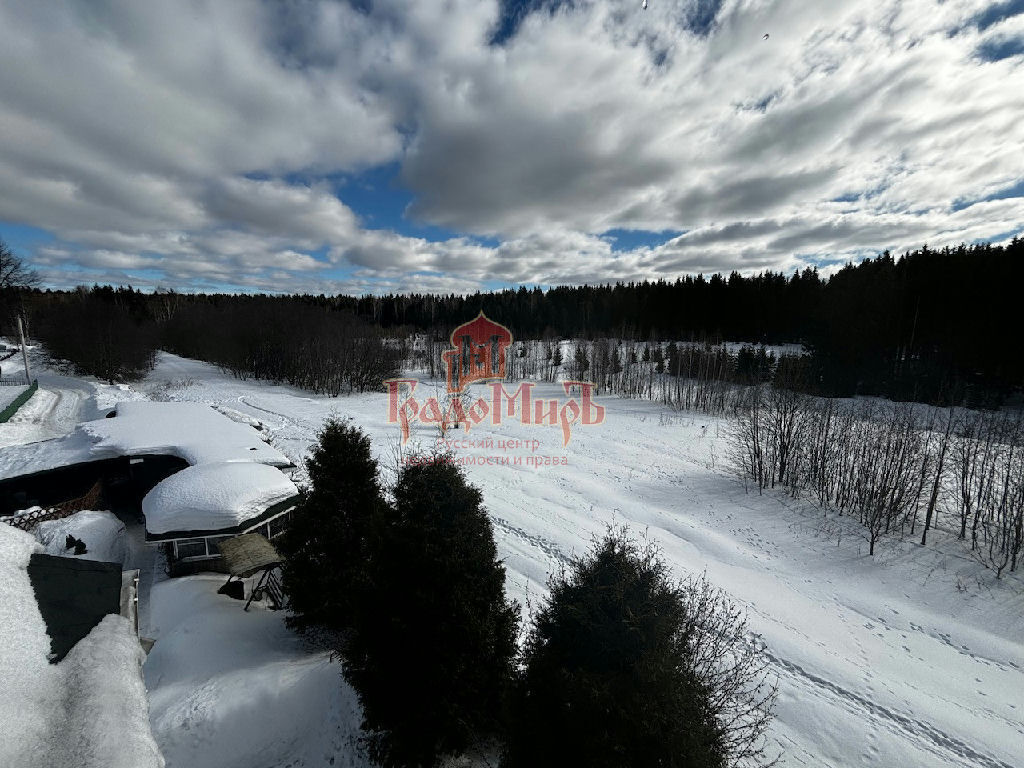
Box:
0;401;291;481
0;524;162;768
142;461;298;535
85;401;290;467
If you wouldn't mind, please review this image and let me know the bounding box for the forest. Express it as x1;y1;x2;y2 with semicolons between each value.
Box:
1;239;1022;406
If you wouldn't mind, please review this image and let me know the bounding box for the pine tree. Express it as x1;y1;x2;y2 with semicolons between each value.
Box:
574;344;590;376
278;417;387;630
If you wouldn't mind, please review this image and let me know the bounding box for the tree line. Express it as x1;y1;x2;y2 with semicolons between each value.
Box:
4;237;1023;405
348;239;1024;405
16;286;401;392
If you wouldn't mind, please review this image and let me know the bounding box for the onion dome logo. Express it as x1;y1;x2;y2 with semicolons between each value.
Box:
442;312;513;393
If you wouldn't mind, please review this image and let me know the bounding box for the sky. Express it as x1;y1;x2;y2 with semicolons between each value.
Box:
1;0;1023;296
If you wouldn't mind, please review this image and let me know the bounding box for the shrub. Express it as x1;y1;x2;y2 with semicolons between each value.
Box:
343;455;519;767
278;418;387;631
504;531;777;768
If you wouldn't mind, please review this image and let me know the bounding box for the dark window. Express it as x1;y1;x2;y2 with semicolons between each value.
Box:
206;535;232;556
175;538;207;560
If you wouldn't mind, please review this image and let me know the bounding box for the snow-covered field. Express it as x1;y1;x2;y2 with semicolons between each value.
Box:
2;350;1022;768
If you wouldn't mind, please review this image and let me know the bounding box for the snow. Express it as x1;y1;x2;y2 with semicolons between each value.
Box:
145;575;369;768
131;352;1024;768
59;615;165;768
142;462;298;535
35;509;127;564
0;524;55;767
84;401;292;468
0;346;149;451
0;523;163;768
0;400;291;481
4;349;1023;768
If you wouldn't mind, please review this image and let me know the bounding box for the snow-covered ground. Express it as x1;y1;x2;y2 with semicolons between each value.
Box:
145;576;369;768
0;354;146;450
35;509;127;563
2;350;1022;768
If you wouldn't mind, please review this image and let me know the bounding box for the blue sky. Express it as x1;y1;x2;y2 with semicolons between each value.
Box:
1;0;1023;295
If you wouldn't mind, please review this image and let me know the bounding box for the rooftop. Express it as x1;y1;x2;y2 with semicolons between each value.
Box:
142;462;298;536
0;401;292;482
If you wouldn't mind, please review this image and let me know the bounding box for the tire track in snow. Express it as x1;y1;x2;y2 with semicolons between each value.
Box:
761;647;1016;768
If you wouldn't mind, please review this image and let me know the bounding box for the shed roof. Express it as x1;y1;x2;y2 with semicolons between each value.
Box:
142;461;298;535
27;553;122;663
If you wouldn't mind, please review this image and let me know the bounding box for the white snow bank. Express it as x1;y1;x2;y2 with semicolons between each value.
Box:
0;401;290;480
60;614;164;768
0;524;56;768
145;575;369;768
142;462;298;535
0;524;163;768
35;510;127;564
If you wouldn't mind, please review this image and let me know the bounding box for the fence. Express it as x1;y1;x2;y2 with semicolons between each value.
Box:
0;481;103;532
0;379;38;422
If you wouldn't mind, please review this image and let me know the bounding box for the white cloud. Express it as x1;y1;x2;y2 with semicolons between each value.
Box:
0;0;1021;295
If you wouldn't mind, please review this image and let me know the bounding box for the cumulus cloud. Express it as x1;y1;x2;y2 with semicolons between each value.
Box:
0;0;1022;294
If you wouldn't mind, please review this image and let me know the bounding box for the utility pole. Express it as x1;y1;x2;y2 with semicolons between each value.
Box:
17;314;30;383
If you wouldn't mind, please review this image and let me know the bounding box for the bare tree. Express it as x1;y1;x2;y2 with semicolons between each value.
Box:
0;239;39;291
681;572;780;767
919;406;955;546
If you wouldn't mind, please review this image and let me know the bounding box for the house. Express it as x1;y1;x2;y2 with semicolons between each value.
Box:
0;401;299;575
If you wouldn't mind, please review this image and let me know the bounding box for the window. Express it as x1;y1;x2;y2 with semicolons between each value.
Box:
175;538;207;560
206;536;232;557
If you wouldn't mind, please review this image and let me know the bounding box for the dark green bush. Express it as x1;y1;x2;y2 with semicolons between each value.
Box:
504;531;777;768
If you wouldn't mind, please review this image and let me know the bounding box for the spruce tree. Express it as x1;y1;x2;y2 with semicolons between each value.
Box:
344;456;519;767
278;417;386;631
505;531;776;768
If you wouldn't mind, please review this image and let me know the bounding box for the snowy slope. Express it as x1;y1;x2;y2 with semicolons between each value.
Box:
145;575;370;768
132;352;1023;768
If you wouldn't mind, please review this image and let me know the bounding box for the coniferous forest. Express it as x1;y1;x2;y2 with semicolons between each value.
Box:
5;240;1022;406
